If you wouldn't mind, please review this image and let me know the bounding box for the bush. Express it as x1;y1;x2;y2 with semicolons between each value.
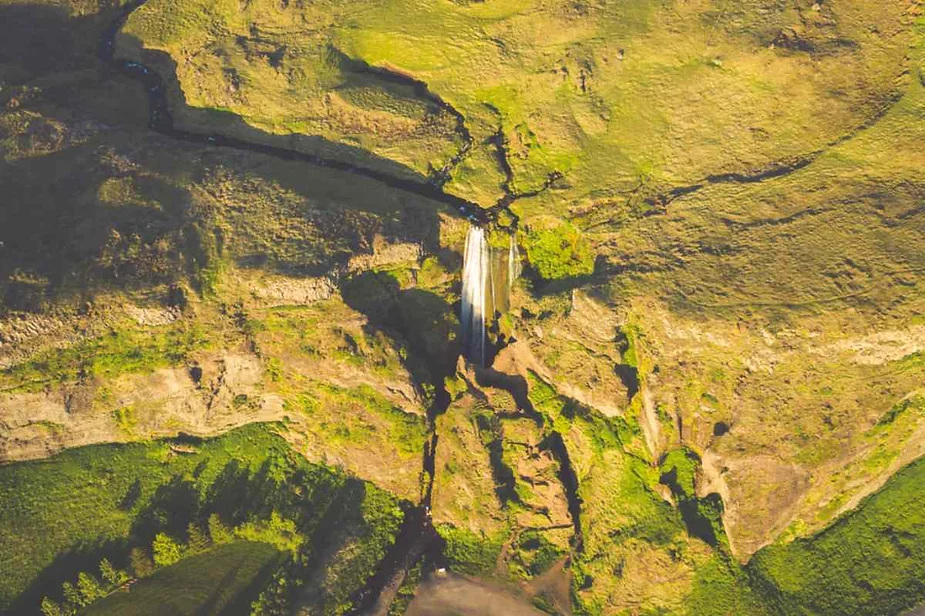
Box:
523;219;595;281
208;513;234;545
152;533;182;567
75;573;103;605
130;547;155;579
41;559;132;616
40;597;64;616
99;558;128;588
1;424;404;614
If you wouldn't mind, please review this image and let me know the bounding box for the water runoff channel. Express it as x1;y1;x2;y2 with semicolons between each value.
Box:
99;3;537;612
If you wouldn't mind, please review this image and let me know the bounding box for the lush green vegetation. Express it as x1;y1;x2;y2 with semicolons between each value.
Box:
659;448;726;549
525;372;699;614
436;524;504;577
0;424;404;615
534;369;925;616
522;219;595;281
512;531;566;578
386;562;421;616
684;455;925;616
0;319;209;393
749;456;925;616
84;542;280;616
687;555;773;616
286;383;426;459
520;372;925;614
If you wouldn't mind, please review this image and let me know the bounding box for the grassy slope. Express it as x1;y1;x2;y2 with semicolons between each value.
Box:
117;0;463;184
525;373;925;616
749;455;925;616
0;0;442;497
85;541;281;616
510;13;925;555
0;317;210;394
430;393;509;575
0;424;284;608
2;0;925;614
122;0;912;207
0;423;403;615
691;454;925;616
526;374;710;615
596;18;925;549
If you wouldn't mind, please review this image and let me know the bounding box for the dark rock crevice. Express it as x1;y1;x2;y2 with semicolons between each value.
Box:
473;368;584;554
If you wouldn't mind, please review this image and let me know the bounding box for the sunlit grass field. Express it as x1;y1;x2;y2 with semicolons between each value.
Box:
120;0;914;207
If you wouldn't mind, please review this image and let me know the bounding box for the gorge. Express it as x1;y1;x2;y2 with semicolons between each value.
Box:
1;0;924;614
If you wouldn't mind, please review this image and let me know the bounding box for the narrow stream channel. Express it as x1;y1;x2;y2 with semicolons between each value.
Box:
95;3;492;612
98;0;514;228
95;4;567;612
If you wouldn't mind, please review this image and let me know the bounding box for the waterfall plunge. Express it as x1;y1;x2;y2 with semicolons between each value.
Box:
460;226;520;366
508;233;521;285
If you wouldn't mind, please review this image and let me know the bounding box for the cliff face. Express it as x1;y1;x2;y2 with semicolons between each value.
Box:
1;0;924;613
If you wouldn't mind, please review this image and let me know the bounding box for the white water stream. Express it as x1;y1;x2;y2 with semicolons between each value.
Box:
460;226;519;365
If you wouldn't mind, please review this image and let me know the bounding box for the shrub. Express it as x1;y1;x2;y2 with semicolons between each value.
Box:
40;597;64;616
208;513;234;545
152;533;182;568
99;558;129;588
437;524;505;575
75;573;103;605
523;219;595;281
130;547;155;579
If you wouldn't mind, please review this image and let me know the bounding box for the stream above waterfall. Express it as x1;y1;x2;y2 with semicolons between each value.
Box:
96;5;541;614
98;0;517;231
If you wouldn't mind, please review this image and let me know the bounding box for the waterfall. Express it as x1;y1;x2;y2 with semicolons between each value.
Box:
460;226;488;365
509;233;521;284
460;225;520;366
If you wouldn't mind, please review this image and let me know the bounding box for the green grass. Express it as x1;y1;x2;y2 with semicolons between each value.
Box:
319;486;404;615
547;394;925;616
2;3;924;616
0;423;404;615
84;541;281;616
659;449;697;499
525;373;696;614
436;524;505;577
242;296;429;498
121;0;913;209
523;369;906;615
687;554;773;616
0;424;281;609
119;0;462;183
748;456;925;616
686;454;925;616
387;562;421;616
522;219;595;281
286;382;426;458
253;303;408;383
0;319;209;393
513;531;567;578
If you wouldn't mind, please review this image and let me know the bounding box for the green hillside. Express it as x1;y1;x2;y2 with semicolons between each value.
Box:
1;0;923;614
